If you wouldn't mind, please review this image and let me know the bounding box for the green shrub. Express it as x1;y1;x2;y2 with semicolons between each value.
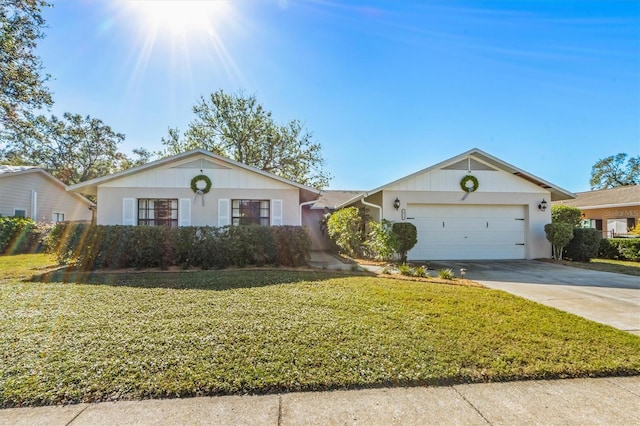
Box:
364;219;398;261
326;207;364;258
272;226;311;267
392;222;417;264
438;268;454;280
0;217;40;254
599;238;640;261
398;264;413;276
544;222;574;260
48;224;311;269
414;265;428;278
551;205;582;227
564;228;602;262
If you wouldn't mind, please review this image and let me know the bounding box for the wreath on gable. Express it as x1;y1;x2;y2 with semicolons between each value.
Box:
191;174;212;194
460;175;479;193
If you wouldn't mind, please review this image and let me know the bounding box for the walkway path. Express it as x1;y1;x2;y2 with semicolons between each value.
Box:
2;377;639;425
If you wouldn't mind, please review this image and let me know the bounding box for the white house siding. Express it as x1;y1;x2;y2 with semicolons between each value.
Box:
368;164;552;260
0;171;93;223
96;187;301;226
99;158;296;191
93;154;306;227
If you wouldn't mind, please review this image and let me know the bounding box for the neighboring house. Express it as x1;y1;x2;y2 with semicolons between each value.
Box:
66;148;575;260
0;165;94;223
553;185;640;237
67;149;320;229
335;148;575;260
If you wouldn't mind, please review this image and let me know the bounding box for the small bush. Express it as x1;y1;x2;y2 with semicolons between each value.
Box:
414;265;428;278
365;219;398;261
438;268;455;280
398;264;413;276
551;205;582;227
599;238;640;262
326;207;364;258
544;222;574;260
392;222;417;264
0;217;39;254
565;228;602;262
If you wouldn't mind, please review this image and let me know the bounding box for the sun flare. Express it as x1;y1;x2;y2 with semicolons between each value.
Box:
125;0;232;37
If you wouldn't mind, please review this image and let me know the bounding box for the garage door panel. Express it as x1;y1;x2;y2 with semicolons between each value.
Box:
407;204;526;260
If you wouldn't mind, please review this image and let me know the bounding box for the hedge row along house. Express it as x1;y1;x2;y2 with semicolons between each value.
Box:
67;148;576;261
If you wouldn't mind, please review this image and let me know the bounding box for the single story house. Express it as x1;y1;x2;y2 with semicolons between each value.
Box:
0;165;94;223
67;149;320;229
68;148;575;260
553;185;639;237
330;148;575;260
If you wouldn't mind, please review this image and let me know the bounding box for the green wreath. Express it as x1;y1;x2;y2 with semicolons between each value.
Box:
460;175;479;193
191;174;212;194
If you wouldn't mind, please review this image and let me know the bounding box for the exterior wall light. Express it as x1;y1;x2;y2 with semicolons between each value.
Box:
393;197;401;210
538;199;548;212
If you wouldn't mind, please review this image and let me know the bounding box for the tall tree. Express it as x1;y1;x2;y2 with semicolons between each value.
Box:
0;0;52;133
161;90;331;189
590;153;640;189
4;112;127;185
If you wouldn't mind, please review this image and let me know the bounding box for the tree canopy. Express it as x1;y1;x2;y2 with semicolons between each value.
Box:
2;112;144;185
0;0;52;134
161;90;331;189
590;153;640;190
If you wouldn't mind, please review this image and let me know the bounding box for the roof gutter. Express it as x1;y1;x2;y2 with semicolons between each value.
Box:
299;199;317;226
360;195;382;222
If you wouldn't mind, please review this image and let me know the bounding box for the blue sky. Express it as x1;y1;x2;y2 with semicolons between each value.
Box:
37;0;639;192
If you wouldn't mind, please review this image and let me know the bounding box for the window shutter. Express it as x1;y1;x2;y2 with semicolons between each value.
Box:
179;199;191;227
218;199;230;227
122;198;135;225
271;199;283;226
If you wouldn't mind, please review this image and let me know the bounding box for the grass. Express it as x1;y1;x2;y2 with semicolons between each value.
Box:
556;258;640;276
1;254;640;407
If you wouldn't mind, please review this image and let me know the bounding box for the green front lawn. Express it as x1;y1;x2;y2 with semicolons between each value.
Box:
566;258;640;276
1;254;639;407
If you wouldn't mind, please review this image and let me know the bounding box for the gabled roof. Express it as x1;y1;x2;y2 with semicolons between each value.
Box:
337;148;575;208
67;149;321;196
0;167;95;207
308;190;365;210
554;185;639;209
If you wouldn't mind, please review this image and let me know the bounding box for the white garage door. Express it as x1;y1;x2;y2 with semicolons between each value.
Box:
407;204;526;260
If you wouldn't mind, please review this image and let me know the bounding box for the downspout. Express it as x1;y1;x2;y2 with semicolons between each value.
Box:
360;195;382;222
31;190;37;221
299;199;317;226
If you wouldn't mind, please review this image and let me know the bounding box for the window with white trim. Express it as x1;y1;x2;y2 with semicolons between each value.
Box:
232;200;270;226
52;212;65;223
13;209;26;218
138;199;178;227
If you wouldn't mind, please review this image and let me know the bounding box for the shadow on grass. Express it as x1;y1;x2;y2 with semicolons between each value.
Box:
28;267;376;290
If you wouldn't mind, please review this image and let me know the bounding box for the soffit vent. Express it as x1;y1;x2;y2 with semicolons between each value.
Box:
171;159;230;170
442;158;496;171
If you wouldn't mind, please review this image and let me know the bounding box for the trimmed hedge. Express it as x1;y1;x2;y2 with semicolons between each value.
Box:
598;238;640;262
0;217;53;254
50;224;311;270
564;228;601;262
392;222;417;264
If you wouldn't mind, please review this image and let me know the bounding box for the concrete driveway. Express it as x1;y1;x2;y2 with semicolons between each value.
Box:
429;260;640;335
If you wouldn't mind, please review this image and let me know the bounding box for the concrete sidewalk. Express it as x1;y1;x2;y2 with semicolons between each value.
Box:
2;376;639;425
